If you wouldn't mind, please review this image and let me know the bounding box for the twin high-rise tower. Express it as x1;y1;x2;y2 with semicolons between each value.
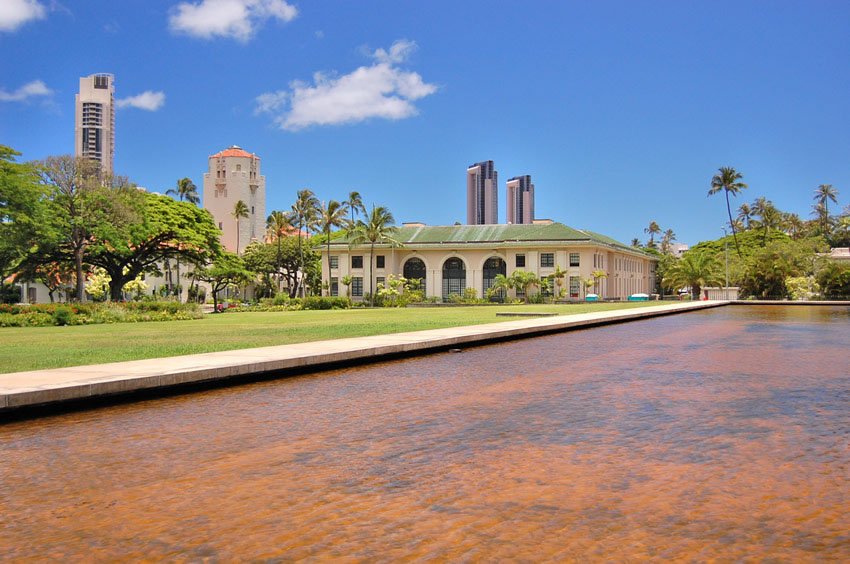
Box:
75;73;115;177
466;161;535;225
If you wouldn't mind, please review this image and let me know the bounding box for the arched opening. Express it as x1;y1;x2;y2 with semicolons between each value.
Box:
442;257;466;301
483;257;507;301
403;258;426;295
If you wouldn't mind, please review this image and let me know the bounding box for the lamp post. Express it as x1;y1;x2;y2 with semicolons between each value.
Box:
722;226;729;300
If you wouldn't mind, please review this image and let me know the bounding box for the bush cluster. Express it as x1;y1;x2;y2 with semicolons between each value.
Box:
0;301;203;327
230;296;353;312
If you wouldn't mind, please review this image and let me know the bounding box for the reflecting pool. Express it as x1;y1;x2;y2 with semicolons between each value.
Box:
2;305;849;560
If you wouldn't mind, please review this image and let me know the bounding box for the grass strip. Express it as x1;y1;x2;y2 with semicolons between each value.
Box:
0;302;658;374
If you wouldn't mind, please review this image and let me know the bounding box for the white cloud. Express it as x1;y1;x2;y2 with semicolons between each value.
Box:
0;80;52;102
255;39;437;131
0;0;46;32
169;0;297;42
116;91;166;111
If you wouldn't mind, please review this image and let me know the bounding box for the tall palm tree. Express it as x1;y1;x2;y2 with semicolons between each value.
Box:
345;191;366;228
709;167;748;259
660;229;676;254
644;221;661;248
317;200;349;296
232;199;249;254
591;269;608;298
291;189;320;296
630;238;641;248
266;210;291;292
166;177;200;205
814;184;839;237
350;205;400;305
164;177;200;301
664;253;722;300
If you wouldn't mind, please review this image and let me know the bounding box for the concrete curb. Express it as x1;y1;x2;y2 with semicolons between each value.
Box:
0;301;727;414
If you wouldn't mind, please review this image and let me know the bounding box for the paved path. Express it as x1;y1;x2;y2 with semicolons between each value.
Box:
0;301;727;413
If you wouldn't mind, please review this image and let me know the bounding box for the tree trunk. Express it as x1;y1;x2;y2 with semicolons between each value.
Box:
74;245;86;302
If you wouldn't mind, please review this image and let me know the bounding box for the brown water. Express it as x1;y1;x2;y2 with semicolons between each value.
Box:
2;305;849;561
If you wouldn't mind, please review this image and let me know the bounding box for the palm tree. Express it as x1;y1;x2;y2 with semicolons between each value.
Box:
630;238;641;248
487;273;513;301
591;269;608;298
291;189;320;297
345;191;366;228
350;205;400;305
709;167;748;258
737;203;753;230
164;177;200;301
550;264;567;301
317;200;348;296
664;253;722;300
660;229;676;254
231;199;249;254
266;210;291;292
509;270;541;303
814;184;839;237
644;221;661;248
166;177;200;205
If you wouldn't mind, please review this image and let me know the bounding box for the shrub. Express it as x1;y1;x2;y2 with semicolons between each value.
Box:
302;296;352;310
52;306;74;326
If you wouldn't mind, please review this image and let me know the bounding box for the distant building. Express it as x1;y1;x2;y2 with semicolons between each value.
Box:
466;160;498;225
506;175;535;224
671;243;689;258
202;146;266;254
320;222;657;302
75;73;115;177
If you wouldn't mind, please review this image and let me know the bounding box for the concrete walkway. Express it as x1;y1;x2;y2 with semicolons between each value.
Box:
0;301;728;413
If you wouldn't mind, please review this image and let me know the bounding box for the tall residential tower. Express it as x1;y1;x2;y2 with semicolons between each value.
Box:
506;175;535;224
466;160;498;224
74;73;115;177
202;146;266;254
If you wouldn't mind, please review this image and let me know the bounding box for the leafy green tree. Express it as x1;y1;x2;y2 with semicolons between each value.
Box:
232;199;249;254
243;238;320;298
317;200;348;295
265;210;292;292
0;145;49;282
709;167;748;259
817;261;850;299
166;177;200;205
350;205;400;305
738;237;826;299
194;252;253;312
38;157;144;301
87;192;223;301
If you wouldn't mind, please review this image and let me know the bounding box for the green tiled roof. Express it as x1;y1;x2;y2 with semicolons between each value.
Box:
329;222;652;257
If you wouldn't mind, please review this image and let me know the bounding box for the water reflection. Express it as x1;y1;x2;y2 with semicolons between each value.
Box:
1;305;849;560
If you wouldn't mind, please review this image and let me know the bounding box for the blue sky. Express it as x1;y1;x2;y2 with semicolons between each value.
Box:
2;0;849;246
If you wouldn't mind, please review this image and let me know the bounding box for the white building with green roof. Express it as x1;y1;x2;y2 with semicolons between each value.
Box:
321;221;657;302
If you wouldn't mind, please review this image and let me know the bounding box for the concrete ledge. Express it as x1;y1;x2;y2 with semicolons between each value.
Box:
0;301;728;414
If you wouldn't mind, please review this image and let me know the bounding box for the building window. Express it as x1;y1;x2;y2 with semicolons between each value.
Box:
352;277;363;297
569;276;581;298
569;253;580;267
331;277;339;297
218;222;223;229
376;276;385;288
251;206;254;215
376;255;385;269
329;256;339;269
236;164;241;171
515;254;526;268
351;255;363;269
540;253;554;268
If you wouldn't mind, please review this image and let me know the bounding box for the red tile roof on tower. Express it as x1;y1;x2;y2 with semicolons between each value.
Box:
210;145;258;159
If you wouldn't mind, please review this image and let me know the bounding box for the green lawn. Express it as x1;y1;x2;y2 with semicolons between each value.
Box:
0;302;658;374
